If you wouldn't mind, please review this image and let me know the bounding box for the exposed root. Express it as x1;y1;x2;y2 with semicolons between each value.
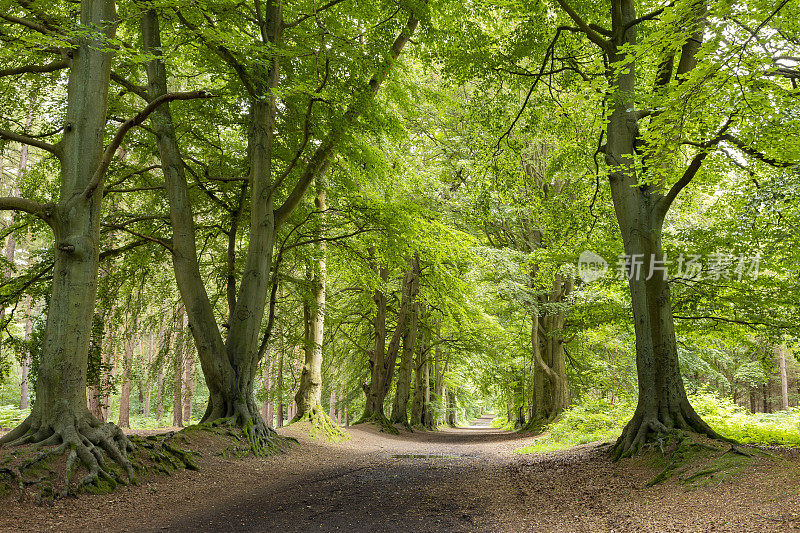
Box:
192;415;291;458
290;406;347;442
0;414;137;501
613;403;736;461
355;411;400;435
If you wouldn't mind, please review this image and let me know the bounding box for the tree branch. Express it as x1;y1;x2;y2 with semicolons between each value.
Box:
0;127;61;157
283;0;349;29
0;196;54;224
655;117;734;218
110;71;149;101
720;134;796;168
80;90;214;201
273;6;422;227
553;0;612;52
0;58;69;78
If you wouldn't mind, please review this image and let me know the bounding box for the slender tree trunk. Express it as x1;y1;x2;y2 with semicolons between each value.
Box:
262;349;273;426
410;348;426;426
447;388;457;427
276;348;284;428
118;326;135;429
294;181;329;420
143;334;154;417
777;344;789;410
423;353;432;429
20;295;33;410
173;314;184;427
183;351;194;422
391;299;420;425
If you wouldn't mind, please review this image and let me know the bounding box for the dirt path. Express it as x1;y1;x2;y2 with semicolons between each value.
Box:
2;416;799;532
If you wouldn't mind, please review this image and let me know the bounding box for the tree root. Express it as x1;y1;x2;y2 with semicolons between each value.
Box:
0;414;137;501
613;403;736;461
290;406;347;442
192;416;291;458
355;411;400;435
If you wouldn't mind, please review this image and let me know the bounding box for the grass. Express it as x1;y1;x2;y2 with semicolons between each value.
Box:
515;390;800;454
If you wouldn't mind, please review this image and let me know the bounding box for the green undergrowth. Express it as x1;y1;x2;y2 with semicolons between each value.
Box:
490;416;516;431
516;391;800;454
0;405;30;429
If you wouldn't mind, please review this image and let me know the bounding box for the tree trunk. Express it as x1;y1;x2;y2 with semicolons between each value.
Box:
0;0;136;484
118;327;135;429
390;299;420;425
777;344;789;410
20;295;33;410
423;352;432;429
143;334;154;417
362;254;420;422
294;181;328;421
447;388;457;427
410;347;426;426
142;5;421;451
262;349;273;426
183;349;194;423
593;0;724;457
276;348;284;428
173;312;184;427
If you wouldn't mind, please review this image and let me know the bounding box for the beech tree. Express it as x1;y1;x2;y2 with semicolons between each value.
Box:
0;0;204;482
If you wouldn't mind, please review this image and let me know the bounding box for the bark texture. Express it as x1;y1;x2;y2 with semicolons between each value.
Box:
0;0;137;488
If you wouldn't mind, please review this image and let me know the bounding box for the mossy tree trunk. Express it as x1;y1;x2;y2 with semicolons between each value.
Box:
390;296;420;426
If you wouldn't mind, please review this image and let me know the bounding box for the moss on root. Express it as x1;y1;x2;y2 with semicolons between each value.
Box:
355;412;400;435
641;432;773;487
290;408;348;443
188;417;292;458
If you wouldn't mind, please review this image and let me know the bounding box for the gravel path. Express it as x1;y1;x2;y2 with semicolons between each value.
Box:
2;416;799;532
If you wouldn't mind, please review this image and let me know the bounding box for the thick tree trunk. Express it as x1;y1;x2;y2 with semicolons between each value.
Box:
591;0;724;458
0;0;136;485
144;4;420;450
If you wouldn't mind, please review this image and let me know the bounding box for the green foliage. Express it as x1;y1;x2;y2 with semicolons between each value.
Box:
0;404;29;428
691;390;800;447
516;397;636;454
517;391;800;454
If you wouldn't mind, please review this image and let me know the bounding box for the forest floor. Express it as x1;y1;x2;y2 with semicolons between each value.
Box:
1;415;799;532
